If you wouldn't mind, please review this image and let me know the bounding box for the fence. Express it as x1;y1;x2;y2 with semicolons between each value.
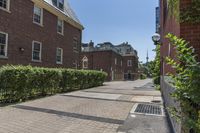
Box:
161;76;181;133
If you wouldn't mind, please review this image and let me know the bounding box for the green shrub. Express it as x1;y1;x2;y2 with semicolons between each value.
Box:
0;65;107;104
165;34;200;132
153;76;160;85
140;73;147;80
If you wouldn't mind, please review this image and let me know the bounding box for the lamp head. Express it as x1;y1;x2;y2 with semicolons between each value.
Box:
152;33;161;45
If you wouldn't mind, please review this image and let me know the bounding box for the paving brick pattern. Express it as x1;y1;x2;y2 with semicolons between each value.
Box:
0;79;167;133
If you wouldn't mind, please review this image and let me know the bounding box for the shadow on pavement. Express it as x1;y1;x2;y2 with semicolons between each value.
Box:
14;105;124;125
60;95;133;103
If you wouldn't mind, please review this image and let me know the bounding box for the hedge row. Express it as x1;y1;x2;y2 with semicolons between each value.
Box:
0;65;107;104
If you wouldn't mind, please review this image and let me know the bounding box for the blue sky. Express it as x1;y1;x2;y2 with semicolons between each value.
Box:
68;0;159;63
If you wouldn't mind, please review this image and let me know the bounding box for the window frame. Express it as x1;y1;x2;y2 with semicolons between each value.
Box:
115;58;117;65
0;31;8;58
0;0;10;12
127;60;132;67
73;37;79;52
32;41;42;62
82;56;88;69
52;0;64;10
56;47;63;64
33;5;43;26
57;18;64;35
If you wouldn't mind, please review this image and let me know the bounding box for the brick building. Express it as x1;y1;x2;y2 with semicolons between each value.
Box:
159;0;200;132
160;0;200;75
0;0;83;68
81;41;139;81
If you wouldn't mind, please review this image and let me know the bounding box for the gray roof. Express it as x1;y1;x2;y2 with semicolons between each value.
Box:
44;0;82;26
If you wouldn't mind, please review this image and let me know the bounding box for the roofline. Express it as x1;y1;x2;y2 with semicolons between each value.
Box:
82;49;120;55
82;50;138;58
32;0;84;30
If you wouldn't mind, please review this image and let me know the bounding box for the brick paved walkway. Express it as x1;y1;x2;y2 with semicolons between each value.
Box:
0;79;171;133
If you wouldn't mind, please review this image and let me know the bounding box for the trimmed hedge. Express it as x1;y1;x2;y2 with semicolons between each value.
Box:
0;65;107;104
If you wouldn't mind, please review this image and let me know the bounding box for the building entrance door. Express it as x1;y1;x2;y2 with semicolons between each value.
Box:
128;73;131;80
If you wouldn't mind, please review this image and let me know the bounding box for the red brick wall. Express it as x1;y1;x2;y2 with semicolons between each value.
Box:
81;51;123;81
160;0;180;75
0;0;82;68
180;0;200;61
160;0;200;75
81;51;138;81
123;55;139;80
123;56;138;73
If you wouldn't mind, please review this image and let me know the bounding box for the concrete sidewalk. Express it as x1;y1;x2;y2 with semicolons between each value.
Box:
0;79;172;133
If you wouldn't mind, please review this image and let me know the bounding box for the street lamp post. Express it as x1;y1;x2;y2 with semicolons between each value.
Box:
152;33;161;45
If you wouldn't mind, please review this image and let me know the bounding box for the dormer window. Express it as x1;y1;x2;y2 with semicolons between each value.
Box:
52;0;64;10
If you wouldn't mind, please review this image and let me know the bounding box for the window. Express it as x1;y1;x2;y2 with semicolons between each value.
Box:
127;60;132;66
82;56;88;69
115;58;117;65
73;37;78;51
56;48;63;64
32;41;42;61
0;0;10;11
57;19;64;35
121;60;123;66
33;5;43;26
0;32;8;57
52;0;64;10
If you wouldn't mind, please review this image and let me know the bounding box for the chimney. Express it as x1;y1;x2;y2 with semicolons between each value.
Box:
89;40;94;48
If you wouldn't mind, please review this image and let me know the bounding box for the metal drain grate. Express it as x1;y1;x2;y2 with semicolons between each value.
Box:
134;104;163;116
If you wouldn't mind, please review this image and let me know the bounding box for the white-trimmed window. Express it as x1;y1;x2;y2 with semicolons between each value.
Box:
115;58;117;65
0;0;10;11
57;19;64;35
52;0;64;10
33;5;43;26
0;31;8;57
56;48;63;64
127;60;132;66
32;41;42;62
73;37;78;51
82;56;88;69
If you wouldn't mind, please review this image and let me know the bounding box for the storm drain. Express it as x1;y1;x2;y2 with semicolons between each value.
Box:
131;103;164;116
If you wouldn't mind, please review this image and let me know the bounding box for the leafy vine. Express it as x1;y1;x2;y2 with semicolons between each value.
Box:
165;33;200;132
180;0;200;23
168;0;200;23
